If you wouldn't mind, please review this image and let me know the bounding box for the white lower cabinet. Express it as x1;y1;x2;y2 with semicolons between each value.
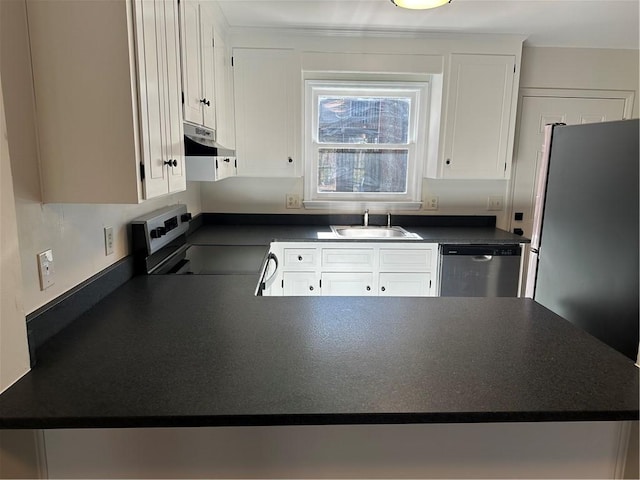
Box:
263;242;438;297
379;272;431;297
321;272;375;296
282;272;319;296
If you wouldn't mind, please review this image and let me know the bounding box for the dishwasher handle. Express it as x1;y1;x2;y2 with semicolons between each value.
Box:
472;255;493;262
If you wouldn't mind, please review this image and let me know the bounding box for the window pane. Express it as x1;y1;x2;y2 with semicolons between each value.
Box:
318;149;408;193
318;97;410;144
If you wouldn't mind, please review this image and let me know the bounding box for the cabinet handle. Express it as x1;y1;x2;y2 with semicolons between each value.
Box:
445;159;451;165
288;157;293;163
309;286;314;291
164;159;178;167
223;158;230;163
200;98;211;106
366;286;371;291
381;286;386;292
298;255;303;261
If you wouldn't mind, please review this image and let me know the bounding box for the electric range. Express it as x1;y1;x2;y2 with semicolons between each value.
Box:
131;205;267;275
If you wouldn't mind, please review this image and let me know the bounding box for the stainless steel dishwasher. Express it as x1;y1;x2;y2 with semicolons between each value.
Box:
439;244;522;297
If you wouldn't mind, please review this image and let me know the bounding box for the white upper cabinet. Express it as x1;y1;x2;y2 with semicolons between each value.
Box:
180;0;216;129
233;48;300;177
427;54;517;180
26;0;185;203
213;28;236;149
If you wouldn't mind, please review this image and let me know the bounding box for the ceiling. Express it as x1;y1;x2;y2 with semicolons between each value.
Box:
216;0;640;49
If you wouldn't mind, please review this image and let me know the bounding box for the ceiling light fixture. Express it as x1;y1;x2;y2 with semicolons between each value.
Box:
390;0;451;10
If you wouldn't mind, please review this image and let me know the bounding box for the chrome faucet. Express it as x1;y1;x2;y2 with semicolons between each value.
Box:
363;209;369;227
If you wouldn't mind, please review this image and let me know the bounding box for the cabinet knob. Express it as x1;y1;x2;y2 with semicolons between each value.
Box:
164;159;178;167
366;286;371;291
445;159;451;165
288;157;293;163
309;286;314;291
223;157;230;163
381;286;386;292
200;98;211;106
298;255;303;261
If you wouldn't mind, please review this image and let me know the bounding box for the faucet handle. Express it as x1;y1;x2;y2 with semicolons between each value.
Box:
387;212;391;228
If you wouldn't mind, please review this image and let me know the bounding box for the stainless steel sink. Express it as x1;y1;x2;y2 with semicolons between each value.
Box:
330;225;421;239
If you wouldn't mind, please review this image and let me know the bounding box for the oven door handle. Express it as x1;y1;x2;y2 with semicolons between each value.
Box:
256;252;279;295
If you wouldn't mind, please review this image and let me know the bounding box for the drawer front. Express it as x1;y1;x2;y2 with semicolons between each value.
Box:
321;248;375;271
379;248;434;272
283;248;318;269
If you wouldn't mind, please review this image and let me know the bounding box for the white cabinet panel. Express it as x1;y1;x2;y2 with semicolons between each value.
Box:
321;273;375;296
379;249;434;272
429;54;516;180
180;0;202;125
321;249;375;271
283;272;319;296
233;48;299;177
283;248;318;269
379;273;432;297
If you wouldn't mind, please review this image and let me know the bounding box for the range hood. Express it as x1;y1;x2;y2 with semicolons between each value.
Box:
184;123;235;157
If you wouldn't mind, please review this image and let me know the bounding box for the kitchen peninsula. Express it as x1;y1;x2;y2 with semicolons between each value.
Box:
0;222;638;476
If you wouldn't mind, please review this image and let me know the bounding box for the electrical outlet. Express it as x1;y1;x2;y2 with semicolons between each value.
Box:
104;226;114;255
37;249;55;290
424;196;439;210
487;195;504;211
286;193;301;209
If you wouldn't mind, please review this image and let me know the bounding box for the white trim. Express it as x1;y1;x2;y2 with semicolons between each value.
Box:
304;80;430;205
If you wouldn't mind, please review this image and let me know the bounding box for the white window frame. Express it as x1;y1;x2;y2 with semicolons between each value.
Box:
303;80;430;210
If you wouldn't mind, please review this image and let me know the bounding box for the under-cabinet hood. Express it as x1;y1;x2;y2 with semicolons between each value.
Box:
184;123;235;157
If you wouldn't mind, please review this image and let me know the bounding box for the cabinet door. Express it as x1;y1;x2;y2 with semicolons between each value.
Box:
440;54;516;179
321;273;375;296
135;0;170;199
213;29;235;149
283;272;320;296
179;0;202;125
233;48;299;177
379;273;432;297
321;249;375;272
199;2;217;129
163;0;186;193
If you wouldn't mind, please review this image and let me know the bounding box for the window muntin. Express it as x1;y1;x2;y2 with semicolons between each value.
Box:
305;81;428;206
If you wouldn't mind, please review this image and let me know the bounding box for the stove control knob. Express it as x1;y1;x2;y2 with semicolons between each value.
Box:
150;227;166;238
181;213;192;222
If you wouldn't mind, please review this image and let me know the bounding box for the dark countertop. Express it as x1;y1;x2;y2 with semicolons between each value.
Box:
1;274;637;429
188;225;529;246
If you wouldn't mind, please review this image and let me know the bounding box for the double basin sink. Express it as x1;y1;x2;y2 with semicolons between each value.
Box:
330;225;421;239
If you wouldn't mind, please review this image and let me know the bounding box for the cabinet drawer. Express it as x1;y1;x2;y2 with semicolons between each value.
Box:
379;248;434;272
321;249;375;271
283;248;318;269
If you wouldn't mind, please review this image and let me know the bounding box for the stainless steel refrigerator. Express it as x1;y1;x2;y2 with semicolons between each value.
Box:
525;119;639;361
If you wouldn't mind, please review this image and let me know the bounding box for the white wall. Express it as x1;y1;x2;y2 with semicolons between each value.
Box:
0;0;202;314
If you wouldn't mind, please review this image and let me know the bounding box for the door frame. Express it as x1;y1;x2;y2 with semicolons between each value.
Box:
506;87;636;232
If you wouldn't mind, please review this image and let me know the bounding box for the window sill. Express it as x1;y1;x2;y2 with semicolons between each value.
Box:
303;200;423;211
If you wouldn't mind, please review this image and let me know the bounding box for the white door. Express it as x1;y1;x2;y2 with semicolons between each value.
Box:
321;273;375;296
379;273;432;297
508;92;630;294
283;272;319;296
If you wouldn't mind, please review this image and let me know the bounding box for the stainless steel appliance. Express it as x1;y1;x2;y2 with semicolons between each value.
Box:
526;119;639;360
439;244;522;297
131;205;266;276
